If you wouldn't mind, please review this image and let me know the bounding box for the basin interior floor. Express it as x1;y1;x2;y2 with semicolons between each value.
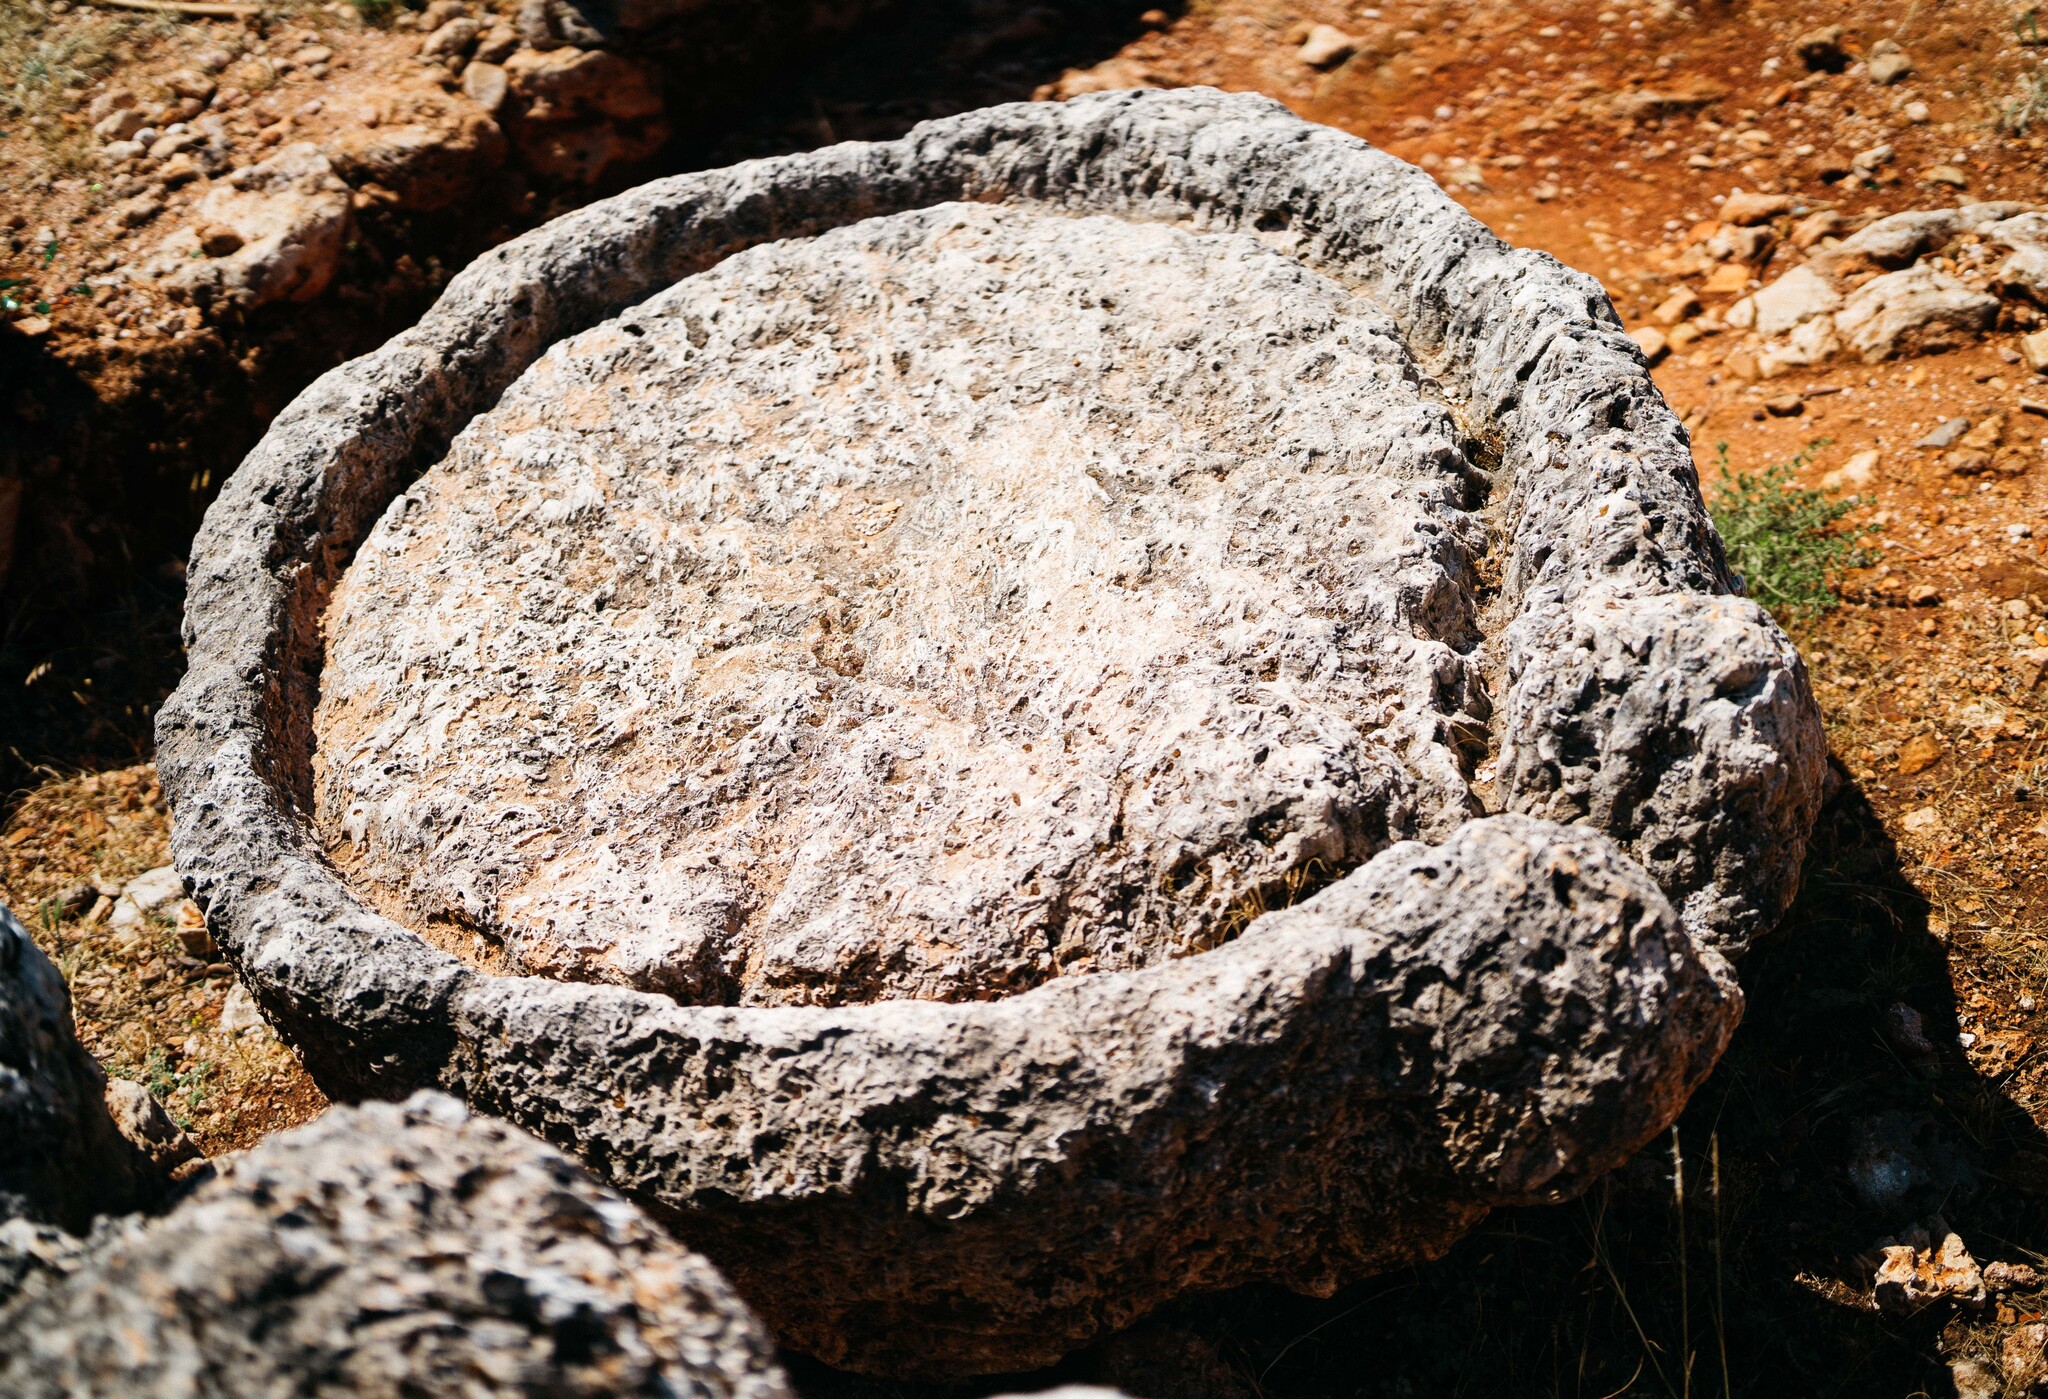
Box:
311;201;1497;1007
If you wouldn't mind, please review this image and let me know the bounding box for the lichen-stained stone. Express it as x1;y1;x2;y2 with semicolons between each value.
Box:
156;88;1817;1376
0;1092;793;1399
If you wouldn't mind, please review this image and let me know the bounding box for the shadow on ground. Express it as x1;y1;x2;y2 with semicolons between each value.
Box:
789;770;2048;1399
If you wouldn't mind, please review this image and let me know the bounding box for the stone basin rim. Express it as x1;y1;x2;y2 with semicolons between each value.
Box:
154;74;1803;1167
154;87;1816;1377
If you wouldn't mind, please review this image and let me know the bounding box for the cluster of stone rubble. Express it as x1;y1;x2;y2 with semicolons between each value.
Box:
1634;199;2048;384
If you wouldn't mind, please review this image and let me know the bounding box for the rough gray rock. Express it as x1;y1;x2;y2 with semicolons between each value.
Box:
0;1092;793;1399
0;904;169;1234
314;202;1486;1006
1988;212;2048;303
1834;263;1999;362
157;90;1806;1375
1494;591;1821;949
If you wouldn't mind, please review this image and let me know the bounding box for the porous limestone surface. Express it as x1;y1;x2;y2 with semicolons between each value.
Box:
313;203;1488;1006
159;89;1821;1375
0;1092;793;1399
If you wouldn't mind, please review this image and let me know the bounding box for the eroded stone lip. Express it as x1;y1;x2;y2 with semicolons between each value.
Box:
312;201;1493;1008
157;88;1820;1376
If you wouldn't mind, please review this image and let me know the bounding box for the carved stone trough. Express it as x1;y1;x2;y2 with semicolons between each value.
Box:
158;89;1823;1378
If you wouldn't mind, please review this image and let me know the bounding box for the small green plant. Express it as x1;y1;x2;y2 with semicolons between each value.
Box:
2002;71;2048;134
347;0;405;25
1708;440;1875;622
138;1048;210;1127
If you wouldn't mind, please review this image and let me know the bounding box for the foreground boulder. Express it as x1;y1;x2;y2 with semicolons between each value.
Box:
0;1092;792;1399
0;904;170;1235
157;89;1817;1375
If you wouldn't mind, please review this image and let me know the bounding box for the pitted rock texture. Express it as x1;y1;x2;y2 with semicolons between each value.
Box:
0;1092;792;1399
0;904;169;1235
158;90;1815;1375
314;202;1487;1006
449;815;1738;1375
1495;590;1821;944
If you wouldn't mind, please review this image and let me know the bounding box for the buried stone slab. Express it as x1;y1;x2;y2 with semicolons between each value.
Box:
0;1092;792;1399
157;89;1817;1375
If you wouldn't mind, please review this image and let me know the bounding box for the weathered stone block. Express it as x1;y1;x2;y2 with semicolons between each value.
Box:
157;89;1819;1376
0;904;169;1236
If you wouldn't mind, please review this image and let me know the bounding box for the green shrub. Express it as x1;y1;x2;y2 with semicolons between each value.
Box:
2001;71;2048;135
347;0;407;25
1707;440;1875;622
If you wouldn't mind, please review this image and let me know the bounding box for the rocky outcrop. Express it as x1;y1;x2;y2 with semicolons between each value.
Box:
512;0;896;117
158;89;1812;1375
1833;263;1999;362
327;91;509;213
1712;201;2039;377
157;143;353;311
0;1091;792;1399
0;904;171;1235
500;47;667;186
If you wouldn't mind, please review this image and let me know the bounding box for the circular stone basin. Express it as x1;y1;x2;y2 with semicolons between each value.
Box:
314;202;1483;1007
159;90;1825;1379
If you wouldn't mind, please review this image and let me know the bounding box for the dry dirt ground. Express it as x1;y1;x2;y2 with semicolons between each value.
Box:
0;766;327;1152
7;0;2048;1395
